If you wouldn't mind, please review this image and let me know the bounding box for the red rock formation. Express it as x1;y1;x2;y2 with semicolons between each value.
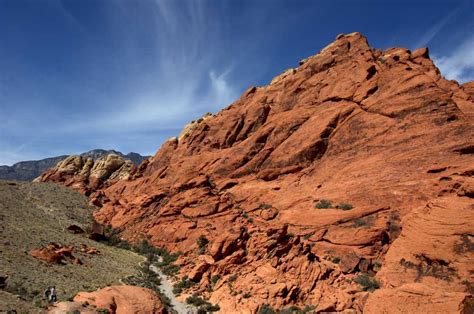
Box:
35;154;135;196
30;243;77;265
40;33;474;312
50;285;165;314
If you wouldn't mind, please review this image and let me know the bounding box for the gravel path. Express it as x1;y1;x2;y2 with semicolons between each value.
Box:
150;261;197;314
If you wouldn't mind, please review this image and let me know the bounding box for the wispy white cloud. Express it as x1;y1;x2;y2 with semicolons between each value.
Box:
35;0;242;138
209;69;239;109
433;36;474;83
415;4;462;48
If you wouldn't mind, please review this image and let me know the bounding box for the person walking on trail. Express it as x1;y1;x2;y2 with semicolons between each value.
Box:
50;286;57;303
44;286;51;301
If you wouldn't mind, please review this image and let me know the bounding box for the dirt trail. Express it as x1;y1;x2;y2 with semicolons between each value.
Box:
149;265;196;314
150;258;197;314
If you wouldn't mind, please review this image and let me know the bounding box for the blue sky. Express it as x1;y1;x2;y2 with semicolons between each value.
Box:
1;0;473;165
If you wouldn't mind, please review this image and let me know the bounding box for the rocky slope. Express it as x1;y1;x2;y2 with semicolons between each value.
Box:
35;153;138;196
0;180;142;313
39;33;474;313
0;149;148;181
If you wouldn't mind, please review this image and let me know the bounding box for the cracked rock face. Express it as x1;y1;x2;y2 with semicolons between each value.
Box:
35;154;135;196
40;33;474;312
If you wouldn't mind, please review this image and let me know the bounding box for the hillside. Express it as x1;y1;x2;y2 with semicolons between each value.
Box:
38;33;474;313
0;180;143;313
0;149;148;181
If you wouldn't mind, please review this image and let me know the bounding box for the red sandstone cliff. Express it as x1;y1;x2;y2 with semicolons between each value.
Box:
39;33;474;313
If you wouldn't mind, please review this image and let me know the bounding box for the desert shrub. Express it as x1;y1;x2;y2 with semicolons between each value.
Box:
352;218;371;228
173;275;195;295
332;256;341;264
123;262;173;309
133;240;181;270
161;264;180;276
259;304;317;314
373;261;382;271
354;273;380;291
453;234;474;254
123;262;161;290
228;274;238;282
336;203;353;210
302;305;317;313
243;292;252;298
280;306;304;314
314;199;332;209
197;235;209;254
399;255;458;282
186;294;220;312
258;304;277;314
100;226;131;250
211;275;221;286
259;203;272;209
186;294;206;306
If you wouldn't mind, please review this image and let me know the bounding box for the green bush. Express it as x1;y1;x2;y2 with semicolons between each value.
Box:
243;292;252;298
314;199;332;209
186;294;220;312
100;225;131;250
280;306;303;314
259;203;272;209
228;274;238;282
197;235;209;254
353;218;370;228
211;275;221;286
161;264;180;276
336;203;353;210
258;304;315;314
355;273;380;291
332;256;341;264
258;304;277;314
173;276;195;295
302;305;317;313
123;262;173;309
373;261;382;271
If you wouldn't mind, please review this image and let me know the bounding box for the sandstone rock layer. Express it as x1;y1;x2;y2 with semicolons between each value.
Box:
36;154;135;196
50;285;165;314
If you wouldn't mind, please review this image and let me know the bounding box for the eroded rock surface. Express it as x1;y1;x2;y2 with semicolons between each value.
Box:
35;154;135;196
50;285;165;314
40;33;474;312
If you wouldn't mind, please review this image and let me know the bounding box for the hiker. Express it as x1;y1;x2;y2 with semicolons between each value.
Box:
50;286;57;303
44;286;51;301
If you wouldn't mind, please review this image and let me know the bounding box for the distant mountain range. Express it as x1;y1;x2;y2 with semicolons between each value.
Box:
0;149;149;181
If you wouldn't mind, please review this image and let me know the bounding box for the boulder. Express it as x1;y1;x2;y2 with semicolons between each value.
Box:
71;285;165;313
